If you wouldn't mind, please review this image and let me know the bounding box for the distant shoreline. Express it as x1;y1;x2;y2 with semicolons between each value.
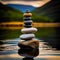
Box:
0;22;60;29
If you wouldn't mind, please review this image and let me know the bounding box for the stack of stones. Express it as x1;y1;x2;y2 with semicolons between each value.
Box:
18;10;39;52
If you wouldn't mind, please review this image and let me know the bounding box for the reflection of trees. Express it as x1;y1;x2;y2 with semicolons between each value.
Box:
55;27;60;50
0;29;21;40
47;27;60;50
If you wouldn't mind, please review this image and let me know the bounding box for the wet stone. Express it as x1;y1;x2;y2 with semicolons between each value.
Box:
23;17;32;21
23;13;32;17
24;25;32;28
18;40;39;49
24;22;32;25
24;20;33;23
18;10;39;58
18;48;39;58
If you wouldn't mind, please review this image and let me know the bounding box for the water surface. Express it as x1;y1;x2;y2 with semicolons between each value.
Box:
0;27;60;60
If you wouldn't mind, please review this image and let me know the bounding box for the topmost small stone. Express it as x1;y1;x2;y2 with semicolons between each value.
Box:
23;9;32;17
25;9;30;13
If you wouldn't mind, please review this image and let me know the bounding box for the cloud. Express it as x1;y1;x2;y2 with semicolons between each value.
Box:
0;0;51;7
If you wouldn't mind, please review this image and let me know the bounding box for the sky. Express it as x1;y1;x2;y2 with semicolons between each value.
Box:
0;0;51;7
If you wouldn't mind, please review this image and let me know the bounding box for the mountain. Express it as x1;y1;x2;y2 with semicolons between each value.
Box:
0;3;23;22
32;0;60;22
0;3;49;22
1;0;59;22
7;4;35;12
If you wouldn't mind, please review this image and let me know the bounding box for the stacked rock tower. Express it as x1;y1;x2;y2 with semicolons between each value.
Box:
18;10;39;52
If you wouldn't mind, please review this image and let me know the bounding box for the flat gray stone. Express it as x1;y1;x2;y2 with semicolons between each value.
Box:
21;27;37;33
20;34;35;40
24;20;33;23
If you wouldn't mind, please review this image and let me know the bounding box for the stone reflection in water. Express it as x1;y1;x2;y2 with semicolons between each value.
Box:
23;57;34;60
18;48;39;58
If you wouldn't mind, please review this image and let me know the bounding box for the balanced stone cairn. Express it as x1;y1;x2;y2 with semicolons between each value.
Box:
18;10;39;51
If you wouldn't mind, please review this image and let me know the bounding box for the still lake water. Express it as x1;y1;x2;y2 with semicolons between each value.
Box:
0;27;60;60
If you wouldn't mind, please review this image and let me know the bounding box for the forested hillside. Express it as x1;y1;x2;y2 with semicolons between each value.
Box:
32;0;60;22
0;3;23;23
0;0;60;22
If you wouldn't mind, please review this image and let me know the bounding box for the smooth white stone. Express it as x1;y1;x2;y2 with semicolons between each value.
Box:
20;34;35;40
24;20;33;23
21;27;37;33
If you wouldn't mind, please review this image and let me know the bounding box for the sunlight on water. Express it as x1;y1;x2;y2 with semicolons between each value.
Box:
0;38;60;60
